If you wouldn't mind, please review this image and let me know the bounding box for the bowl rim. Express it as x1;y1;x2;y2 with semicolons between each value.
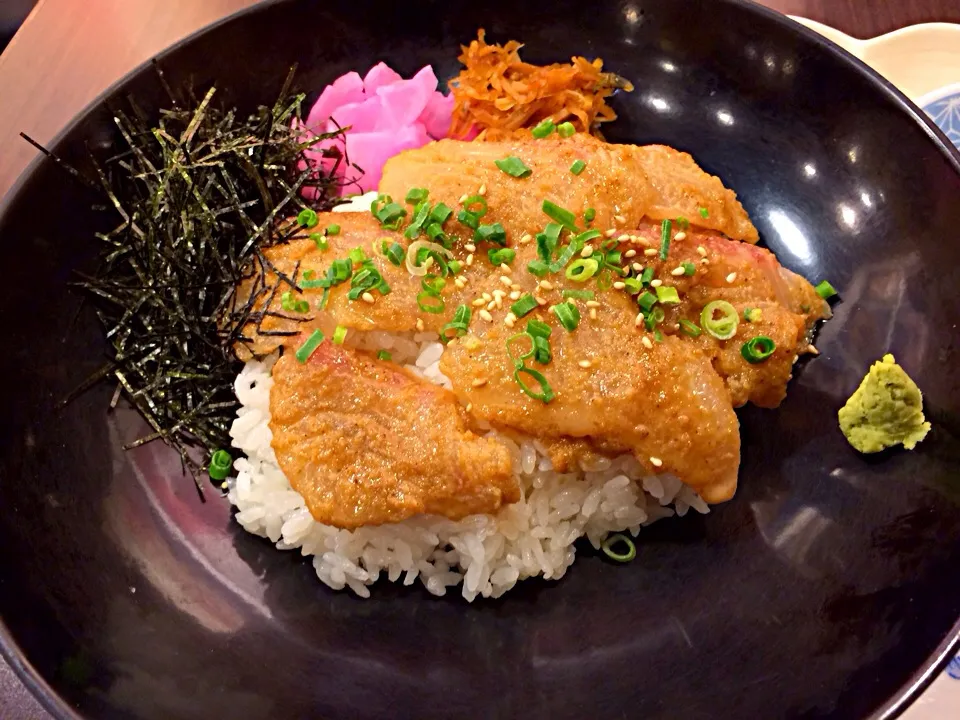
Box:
0;1;959;718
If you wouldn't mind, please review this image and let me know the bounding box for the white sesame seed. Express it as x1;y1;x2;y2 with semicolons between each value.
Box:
361;292;375;304
613;281;626;290
701;257;709;265
697;245;707;256
807;344;820;355
650;279;663;287
509;290;522;300
674;231;687;241
464;243;477;252
479;309;493;322
520;233;533;244
578;360;592;368
589;308;598;320
605;228;617;238
624;249;637;258
650;456;663;467
726;272;738;283
500;263;512;274
472;377;488;388
416;318;425;331
504;312;516;327
580;245;594;258
586;300;601;308
459;194;469;204
465;403;473;412
673;323;681;330
472;298;486;307
454;277;466;288
510;283;522;291
478;184;487;196
615;214;627;223
494;297;502;309
567;298;577;306
633;262;644;272
618;234;630;242
671;266;686;276
466;253;474;266
493;289;506;299
635;313;645;328
482;292;492;301
487;300;497;311
644;248;658;257
539;280;555;290
641;336;654;349
500;275;513;286
535;296;547;306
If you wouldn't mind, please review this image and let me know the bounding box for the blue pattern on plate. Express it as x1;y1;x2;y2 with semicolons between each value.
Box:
947;654;960;680
922;89;960;150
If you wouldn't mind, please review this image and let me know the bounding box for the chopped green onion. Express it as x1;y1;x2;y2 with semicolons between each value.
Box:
405;187;429;204
310;232;328;250
295;329;325;363
370;193;391;217
654;329;664;343
294;300;309;313
699;207;709;219
448;260;463;274
527;259;550;277
462;195;488;217
421;275;446;295
375;202;406;227
514;366;555;403
601;533;636;562
623;277;643;294
531;119;556;138
332;258;353;282
637;291;658;312
511;294;538;318
475;222;507;245
584;207;596;223
404;201;432;239
700;300;739;340
441;305;472;341
557;121;576;138
743;307;762;322
532;335;552;364
552;302;581;331
429;203;452;225
679;319;702;337
384;242;405;266
457;209;480;230
506;332;535;368
208;449;233;481
659;219;672;260
527;318;552;340
561;289;595;300
647;306;666;328
640;266;655;285
655;286;680;304
548;238;586;273
416;290;445;314
495;156;532;178
488;247;516;266
325;224;341;236
348;247;367;264
741;336;777;363
565;258;599;282
682;261;696;276
815;280;838;300
676;216;690;229
542;199;578;230
332;326;348;344
425;222;447;243
570;159;587;175
377;350;392;361
297;208;319;228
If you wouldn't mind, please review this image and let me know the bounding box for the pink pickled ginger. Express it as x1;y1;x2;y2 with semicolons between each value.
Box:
301;63;453;195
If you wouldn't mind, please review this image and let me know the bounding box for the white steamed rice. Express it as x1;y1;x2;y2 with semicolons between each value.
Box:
227;331;708;601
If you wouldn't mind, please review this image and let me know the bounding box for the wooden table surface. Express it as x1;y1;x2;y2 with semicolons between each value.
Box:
2;0;960;202
0;0;959;718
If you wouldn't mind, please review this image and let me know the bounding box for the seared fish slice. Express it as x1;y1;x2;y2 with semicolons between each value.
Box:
270;341;517;529
379;135;759;243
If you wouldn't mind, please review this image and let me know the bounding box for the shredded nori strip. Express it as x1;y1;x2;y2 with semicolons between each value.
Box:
58;66;356;492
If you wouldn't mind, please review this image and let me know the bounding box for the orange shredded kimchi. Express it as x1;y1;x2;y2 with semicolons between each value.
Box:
448;30;633;140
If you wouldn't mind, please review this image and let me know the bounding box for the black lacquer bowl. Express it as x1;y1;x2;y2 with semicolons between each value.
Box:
1;1;959;718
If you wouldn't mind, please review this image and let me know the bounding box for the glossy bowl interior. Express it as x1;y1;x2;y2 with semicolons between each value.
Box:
1;1;959;718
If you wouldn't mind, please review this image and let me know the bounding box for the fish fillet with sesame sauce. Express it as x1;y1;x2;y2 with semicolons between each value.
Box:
269;340;517;528
379;134;759;243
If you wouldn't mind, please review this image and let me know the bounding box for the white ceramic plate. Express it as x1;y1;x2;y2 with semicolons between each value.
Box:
793;16;960;720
